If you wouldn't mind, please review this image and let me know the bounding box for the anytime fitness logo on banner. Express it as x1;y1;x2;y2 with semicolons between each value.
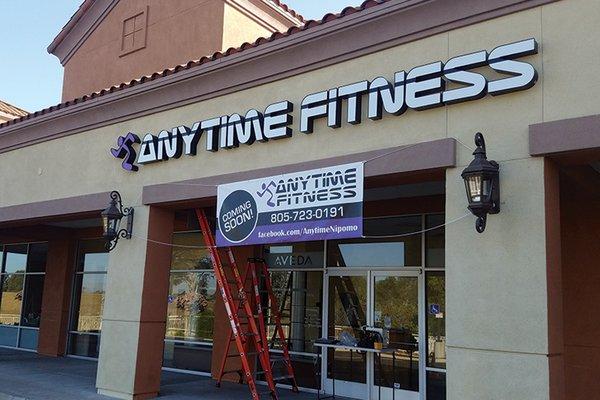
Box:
216;163;364;246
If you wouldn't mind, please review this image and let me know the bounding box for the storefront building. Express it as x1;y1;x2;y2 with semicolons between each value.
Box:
0;0;599;399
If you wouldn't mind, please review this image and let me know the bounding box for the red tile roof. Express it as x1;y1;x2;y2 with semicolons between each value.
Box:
2;0;387;130
0;100;28;119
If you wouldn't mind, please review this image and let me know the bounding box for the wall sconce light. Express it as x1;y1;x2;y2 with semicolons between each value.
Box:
461;133;500;233
101;191;134;251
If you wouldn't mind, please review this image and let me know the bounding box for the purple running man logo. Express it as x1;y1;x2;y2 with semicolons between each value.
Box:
257;181;276;207
111;132;141;172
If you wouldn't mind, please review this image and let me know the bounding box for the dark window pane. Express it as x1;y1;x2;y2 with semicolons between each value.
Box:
426;371;446;400
71;274;106;333
163;341;212;373
327;275;367;383
68;333;100;358
21;275;45;327
18;328;39;350
166;272;216;342
264;242;324;269
426;272;446;369
27;243;48;273
426;214;445;268
77;240;109;272
4;245;28;274
0;325;18;347
170;233;212;271
0;274;24;326
327;216;422;267
265;271;323;354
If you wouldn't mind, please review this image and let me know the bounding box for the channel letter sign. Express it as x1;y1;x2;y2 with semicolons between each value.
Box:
216;162;364;246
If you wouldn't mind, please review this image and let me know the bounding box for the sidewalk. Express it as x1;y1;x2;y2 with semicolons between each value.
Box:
0;347;328;400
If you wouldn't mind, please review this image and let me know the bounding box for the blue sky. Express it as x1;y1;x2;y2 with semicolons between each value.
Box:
0;0;364;113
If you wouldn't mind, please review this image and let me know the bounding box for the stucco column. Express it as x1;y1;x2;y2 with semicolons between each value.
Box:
445;157;556;400
38;237;76;356
96;205;174;400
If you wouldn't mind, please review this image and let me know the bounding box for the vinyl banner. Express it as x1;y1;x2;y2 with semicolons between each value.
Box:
216;162;364;247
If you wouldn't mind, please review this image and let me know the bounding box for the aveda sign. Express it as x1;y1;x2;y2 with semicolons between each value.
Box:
111;39;538;172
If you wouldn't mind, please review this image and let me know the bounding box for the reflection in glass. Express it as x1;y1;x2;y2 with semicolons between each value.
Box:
374;276;419;392
26;243;48;273
0;274;24;326
18;328;39;350
328;216;422;267
170;233;212;271
76;239;109;272
426;272;446;369
71;274;106;333
3;245;28;274
426;371;446;400
0;326;18;347
327;275;367;383
163;341;212;373
68;332;101;358
21;275;45;327
266;271;323;353
426;214;445;268
166;272;216;342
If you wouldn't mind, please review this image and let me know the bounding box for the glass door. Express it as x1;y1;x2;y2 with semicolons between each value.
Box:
323;270;423;400
323;271;369;399
371;271;421;400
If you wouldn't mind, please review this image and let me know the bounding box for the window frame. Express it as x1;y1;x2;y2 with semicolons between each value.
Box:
0;242;48;350
66;238;109;359
119;6;148;57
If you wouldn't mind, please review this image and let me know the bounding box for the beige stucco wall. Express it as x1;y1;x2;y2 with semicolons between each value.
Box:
221;2;276;51
2;0;599;398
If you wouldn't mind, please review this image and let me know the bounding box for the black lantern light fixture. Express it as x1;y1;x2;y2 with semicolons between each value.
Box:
101;191;134;251
461;133;500;233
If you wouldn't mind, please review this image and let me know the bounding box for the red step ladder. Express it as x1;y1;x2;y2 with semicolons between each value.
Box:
195;209;298;399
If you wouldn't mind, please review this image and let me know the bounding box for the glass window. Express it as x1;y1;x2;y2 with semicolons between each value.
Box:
68;239;108;358
327;275;368;383
163;342;212;373
426;371;447;400
68;332;101;358
163;230;217;373
26;243;48;273
76;240;109;272
327;216;422;267
71;274;106;333
374;275;419;392
0;326;18;347
0;274;23;326
426;214;445;268
165;271;216;342
265;271;323;353
426;272;446;369
0;242;48;350
264;242;324;269
170;232;212;271
3;245;28;274
20;275;45;327
18;328;39;350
